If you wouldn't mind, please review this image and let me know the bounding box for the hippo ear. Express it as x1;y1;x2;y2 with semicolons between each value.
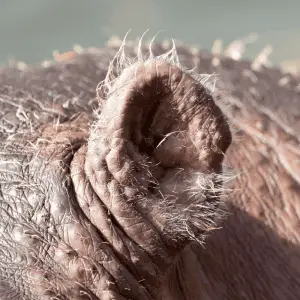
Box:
91;49;231;172
82;43;232;255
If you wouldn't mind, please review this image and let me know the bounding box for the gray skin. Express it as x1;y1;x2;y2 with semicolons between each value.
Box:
0;41;299;300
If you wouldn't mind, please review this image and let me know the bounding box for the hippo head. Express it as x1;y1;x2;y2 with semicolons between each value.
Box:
0;40;231;299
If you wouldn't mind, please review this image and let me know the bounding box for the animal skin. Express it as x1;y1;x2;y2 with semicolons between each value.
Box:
0;36;299;300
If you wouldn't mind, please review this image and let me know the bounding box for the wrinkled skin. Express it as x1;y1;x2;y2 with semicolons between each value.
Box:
0;41;299;300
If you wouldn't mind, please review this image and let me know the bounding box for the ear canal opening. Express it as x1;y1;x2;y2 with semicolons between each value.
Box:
136;101;162;157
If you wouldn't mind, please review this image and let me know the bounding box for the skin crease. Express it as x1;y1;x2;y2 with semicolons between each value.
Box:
0;39;299;299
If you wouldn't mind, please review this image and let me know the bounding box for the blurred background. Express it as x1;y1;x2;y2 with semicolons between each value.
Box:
1;0;299;69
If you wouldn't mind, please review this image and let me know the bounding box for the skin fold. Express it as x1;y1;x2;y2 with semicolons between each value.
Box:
0;39;299;300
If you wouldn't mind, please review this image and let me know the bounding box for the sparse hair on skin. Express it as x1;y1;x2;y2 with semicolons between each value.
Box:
96;31;220;105
90;32;235;245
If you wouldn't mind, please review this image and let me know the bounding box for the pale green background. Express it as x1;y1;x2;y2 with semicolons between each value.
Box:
1;0;299;65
